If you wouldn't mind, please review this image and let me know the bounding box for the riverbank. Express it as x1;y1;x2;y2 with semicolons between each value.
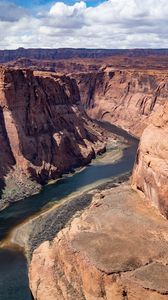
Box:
0;139;107;213
0;122;138;300
1;138;127;252
29;182;168;300
0;122;138;254
0;120;136;213
8;172;131;260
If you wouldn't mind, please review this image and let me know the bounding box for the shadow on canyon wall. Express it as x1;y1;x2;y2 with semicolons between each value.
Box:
0;107;16;197
0;69;103;199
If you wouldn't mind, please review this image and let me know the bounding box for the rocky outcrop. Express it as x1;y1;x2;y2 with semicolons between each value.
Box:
29;183;168;300
1;48;168;63
132;102;168;217
0;67;105;208
74;68;168;137
5;58;102;74
3;55;168;139
5;53;168;73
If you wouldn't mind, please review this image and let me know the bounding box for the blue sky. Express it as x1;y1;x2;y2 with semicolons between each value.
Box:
0;0;167;49
6;0;101;8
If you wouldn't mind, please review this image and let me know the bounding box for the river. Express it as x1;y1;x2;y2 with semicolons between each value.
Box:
0;122;138;300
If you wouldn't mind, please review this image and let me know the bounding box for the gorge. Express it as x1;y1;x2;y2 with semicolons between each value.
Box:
0;50;168;300
0;67;106;210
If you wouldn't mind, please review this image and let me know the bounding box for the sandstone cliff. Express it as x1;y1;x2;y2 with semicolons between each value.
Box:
74;68;168;137
5;54;168;73
28;87;168;300
29;183;168;300
0;67;105;208
4;56;168;139
132;102;168;217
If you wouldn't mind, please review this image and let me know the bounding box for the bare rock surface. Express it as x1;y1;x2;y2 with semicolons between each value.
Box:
132;102;168;217
4;54;168;139
0;67;106;207
29;183;168;300
1;48;168;64
74;68;168;137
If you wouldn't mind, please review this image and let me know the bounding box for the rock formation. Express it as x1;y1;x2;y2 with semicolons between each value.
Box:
1;48;168;63
132;102;168;217
29;183;168;300
28;62;168;300
5;53;168;73
74;68;168;137
0;67;105;208
3;55;168;138
1;52;168;299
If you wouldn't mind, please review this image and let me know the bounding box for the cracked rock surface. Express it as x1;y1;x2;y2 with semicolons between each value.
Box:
29;183;168;300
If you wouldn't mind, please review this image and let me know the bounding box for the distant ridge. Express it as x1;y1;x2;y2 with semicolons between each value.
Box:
0;48;168;63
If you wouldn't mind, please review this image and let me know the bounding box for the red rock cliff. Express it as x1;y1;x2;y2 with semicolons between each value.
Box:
29;184;168;300
0;67;105;206
132;102;168;217
74;68;168;137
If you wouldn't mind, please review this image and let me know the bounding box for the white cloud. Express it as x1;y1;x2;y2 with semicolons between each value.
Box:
0;0;167;49
49;1;86;16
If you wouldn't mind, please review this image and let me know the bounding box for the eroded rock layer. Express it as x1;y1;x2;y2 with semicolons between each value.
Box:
3;57;168;138
1;48;168;63
132;102;168;217
29;184;168;300
0;67;105;207
74;68;168;137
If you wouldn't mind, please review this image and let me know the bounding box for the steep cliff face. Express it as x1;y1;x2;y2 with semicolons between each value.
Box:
0;67;105;207
132;102;168;217
3;57;168;138
29;184;168;300
74;69;168;137
5;58;101;74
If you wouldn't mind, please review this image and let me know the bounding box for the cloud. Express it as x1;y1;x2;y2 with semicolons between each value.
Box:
0;0;168;49
49;1;86;16
0;2;28;22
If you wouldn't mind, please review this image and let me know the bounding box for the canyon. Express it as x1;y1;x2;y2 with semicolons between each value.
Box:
29;98;168;300
0;50;168;300
5;53;168;138
74;68;168;136
0;67;106;209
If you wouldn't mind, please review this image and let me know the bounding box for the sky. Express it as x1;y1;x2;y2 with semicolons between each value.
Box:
0;0;167;49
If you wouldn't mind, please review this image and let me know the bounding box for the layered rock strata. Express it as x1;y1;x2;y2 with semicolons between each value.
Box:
29;183;168;300
3;59;168;138
1;48;168;64
74;68;168;137
132;102;168;217
0;67;105;207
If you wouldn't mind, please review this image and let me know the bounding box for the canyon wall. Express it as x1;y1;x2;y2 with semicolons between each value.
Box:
0;67;105;208
29;99;168;299
132;102;168;217
28;65;168;300
74;68;168;137
1;48;168;63
3;55;168;138
1;54;168;299
5;54;168;73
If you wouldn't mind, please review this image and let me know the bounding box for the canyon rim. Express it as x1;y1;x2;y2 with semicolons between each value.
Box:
0;0;168;300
